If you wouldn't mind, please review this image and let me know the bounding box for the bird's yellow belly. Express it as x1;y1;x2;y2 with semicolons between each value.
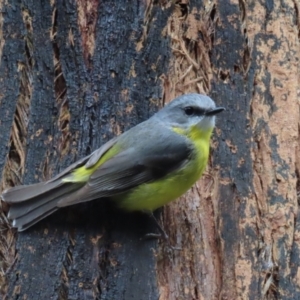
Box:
116;139;209;212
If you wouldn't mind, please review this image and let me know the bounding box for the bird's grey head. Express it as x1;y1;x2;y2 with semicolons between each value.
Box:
154;93;224;131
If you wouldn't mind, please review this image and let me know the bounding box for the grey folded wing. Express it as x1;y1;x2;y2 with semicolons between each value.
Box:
58;135;192;206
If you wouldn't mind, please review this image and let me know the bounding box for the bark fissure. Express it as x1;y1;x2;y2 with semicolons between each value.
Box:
52;5;71;160
0;5;34;296
57;232;75;299
158;1;223;298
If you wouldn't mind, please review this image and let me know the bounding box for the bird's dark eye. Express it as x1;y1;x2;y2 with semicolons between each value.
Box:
184;106;195;115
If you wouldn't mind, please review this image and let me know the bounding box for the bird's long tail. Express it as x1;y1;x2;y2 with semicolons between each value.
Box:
1;180;84;231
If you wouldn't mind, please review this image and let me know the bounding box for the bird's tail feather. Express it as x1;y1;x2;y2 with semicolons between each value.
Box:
2;181;84;231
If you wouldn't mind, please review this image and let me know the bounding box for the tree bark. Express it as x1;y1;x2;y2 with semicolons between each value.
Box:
0;1;299;300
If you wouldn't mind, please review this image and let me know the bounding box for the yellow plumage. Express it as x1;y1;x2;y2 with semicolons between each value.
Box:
115;125;212;211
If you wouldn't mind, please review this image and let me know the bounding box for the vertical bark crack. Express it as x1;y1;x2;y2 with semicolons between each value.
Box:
52;6;71;160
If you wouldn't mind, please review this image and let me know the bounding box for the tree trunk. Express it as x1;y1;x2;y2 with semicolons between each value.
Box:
0;1;299;300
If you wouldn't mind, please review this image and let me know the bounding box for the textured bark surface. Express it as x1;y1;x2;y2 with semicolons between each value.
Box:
158;0;300;299
0;1;171;299
0;0;299;300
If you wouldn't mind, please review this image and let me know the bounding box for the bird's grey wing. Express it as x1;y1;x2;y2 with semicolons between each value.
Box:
49;137;118;182
57;135;192;207
2;137;118;203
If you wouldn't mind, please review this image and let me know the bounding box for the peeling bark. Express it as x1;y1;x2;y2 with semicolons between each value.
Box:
214;1;300;299
0;1;299;300
159;0;300;300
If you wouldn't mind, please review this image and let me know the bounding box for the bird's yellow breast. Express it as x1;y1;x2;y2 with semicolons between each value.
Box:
116;125;212;212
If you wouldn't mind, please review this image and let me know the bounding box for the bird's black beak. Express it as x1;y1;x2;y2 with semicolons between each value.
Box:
205;107;225;116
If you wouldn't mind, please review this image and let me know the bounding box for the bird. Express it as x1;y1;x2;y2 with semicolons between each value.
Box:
1;93;224;232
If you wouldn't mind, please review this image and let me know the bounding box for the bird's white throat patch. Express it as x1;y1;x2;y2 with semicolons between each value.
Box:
198;116;215;131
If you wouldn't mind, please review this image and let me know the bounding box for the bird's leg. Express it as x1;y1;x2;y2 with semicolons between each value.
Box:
142;211;182;252
143;212;169;240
